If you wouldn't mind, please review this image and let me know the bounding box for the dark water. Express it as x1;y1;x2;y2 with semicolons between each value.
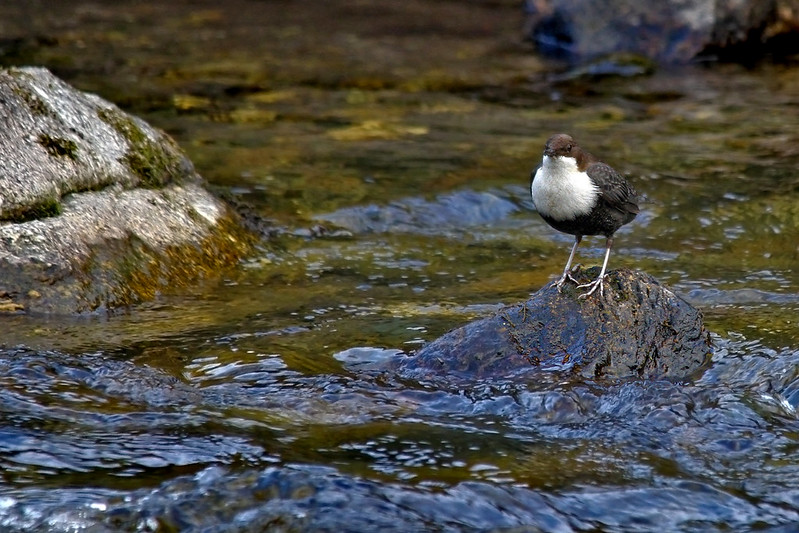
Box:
2;0;799;530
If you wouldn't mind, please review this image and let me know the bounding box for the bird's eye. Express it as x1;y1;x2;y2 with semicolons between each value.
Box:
566;144;572;152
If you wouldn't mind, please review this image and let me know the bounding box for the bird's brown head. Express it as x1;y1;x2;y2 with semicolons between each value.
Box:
542;133;596;170
543;133;577;158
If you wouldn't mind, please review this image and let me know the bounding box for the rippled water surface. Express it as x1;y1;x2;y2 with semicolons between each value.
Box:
2;0;799;530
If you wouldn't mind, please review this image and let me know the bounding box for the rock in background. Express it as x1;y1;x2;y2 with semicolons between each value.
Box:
525;0;799;63
0;67;252;313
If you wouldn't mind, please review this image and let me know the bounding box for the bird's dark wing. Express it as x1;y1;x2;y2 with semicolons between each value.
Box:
587;162;640;215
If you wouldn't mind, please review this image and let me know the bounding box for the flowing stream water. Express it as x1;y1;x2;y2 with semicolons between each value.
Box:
1;0;799;530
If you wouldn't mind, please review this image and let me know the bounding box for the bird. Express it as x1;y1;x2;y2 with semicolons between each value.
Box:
530;133;639;298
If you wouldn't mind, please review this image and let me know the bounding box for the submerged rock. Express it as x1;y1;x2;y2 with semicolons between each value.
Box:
0;67;252;313
525;0;799;63
316;189;520;235
394;268;712;382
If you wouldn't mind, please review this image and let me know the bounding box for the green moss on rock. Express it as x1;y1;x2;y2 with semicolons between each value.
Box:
77;210;255;311
37;133;79;160
11;83;56;118
97;106;187;188
0;196;62;223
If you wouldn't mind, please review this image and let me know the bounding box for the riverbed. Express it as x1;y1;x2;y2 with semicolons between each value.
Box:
1;0;799;530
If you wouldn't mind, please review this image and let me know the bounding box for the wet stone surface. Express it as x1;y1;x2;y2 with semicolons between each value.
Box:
396;268;711;382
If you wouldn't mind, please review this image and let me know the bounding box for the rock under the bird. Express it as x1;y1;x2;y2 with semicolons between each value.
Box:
392;268;712;383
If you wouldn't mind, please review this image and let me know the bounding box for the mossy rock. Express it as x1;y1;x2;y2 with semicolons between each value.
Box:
0;67;258;313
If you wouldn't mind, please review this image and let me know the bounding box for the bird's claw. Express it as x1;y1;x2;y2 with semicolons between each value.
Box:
555;273;580;292
555;264;583;292
577;275;606;299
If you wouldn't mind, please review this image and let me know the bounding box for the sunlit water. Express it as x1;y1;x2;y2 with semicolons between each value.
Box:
2;0;799;530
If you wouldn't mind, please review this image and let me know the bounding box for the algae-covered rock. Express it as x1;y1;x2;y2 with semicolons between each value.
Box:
0;67;252;313
394;268;712;382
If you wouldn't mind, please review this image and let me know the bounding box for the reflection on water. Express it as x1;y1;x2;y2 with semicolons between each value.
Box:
2;337;799;530
2;0;799;529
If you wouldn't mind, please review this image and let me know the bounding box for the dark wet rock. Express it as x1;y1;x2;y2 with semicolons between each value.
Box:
0;67;253;313
315;189;520;235
394;268;712;382
525;0;799;63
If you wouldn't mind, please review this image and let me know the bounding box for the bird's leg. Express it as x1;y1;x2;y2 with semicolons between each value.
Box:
577;237;613;299
555;235;582;291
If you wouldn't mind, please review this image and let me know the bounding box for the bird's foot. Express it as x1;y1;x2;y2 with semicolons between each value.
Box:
577;275;606;299
555;264;583;292
555;272;581;292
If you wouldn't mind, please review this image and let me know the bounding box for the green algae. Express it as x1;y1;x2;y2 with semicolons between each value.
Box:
0;196;62;223
97;106;188;188
65;209;252;313
11;83;56;118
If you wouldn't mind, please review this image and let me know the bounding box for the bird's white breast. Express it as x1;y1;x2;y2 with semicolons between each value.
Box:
531;155;599;221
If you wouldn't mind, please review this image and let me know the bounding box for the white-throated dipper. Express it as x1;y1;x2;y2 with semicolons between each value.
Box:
530;133;639;297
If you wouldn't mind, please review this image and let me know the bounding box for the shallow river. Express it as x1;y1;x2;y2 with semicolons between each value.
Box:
2;0;799;530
